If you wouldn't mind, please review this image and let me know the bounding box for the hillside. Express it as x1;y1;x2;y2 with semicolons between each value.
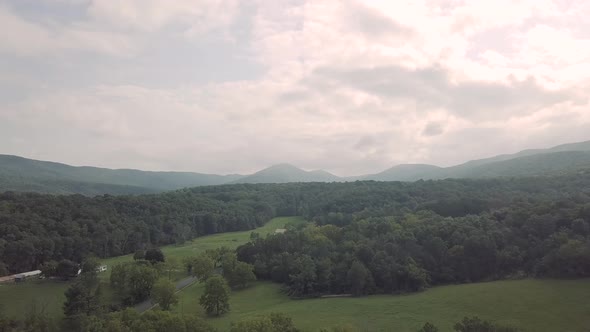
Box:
0;154;243;195
232;164;340;184
364;164;443;181
366;140;590;181
443;150;590;179
2;140;590;194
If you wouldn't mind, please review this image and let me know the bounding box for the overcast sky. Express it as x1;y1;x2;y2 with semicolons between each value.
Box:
1;0;589;176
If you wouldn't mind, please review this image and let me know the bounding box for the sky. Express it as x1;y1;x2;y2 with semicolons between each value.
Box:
1;0;589;176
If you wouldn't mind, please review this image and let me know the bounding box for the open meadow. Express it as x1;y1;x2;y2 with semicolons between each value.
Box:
100;216;306;270
173;278;590;332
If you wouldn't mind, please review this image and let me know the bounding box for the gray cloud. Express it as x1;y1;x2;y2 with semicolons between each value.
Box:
313;65;571;120
422;122;444;136
346;1;414;38
354;135;376;150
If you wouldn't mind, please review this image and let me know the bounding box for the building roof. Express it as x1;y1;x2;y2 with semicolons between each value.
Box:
19;270;41;277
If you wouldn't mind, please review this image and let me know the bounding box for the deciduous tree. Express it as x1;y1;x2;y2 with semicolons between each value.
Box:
152;279;178;310
199;275;230;316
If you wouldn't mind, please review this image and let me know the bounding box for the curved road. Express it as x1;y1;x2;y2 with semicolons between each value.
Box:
134;276;197;313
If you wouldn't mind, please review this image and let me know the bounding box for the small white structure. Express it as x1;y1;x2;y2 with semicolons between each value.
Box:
97;265;107;273
14;270;41;282
274;228;287;234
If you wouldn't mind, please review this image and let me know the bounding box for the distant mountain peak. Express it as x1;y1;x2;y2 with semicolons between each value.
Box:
232;163;339;184
265;163;301;170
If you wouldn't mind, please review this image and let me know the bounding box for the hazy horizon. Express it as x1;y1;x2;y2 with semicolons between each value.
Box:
3;137;589;177
1;0;590;176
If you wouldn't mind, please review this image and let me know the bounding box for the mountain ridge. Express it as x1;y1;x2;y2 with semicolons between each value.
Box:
2;139;590;194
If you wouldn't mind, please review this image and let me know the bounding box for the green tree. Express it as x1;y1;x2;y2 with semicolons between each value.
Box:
418;322;439;332
199;275;230;316
404;259;430;292
454;316;520;332
155;258;179;281
109;262;159;304
289;255;316;296
127;263;159;303
347;261;370;296
110;264;128;293
221;252;257;288
80;257;100;288
221;252;238;275
152;279;178;310
268;312;298;332
56;260;79;280
0;261;8;277
228;261;256;289
230;312;299;332
63;282;101;317
40;260;58;278
191;255;215;281
145;248;165;264
22;301;58;332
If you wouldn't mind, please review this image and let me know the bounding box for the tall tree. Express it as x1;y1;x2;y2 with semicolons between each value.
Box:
347;261;371;296
56;260;79;280
227;262;256;289
109;262;159;304
190;255;215;281
152;279;178;311
63;282;101;317
199;275;230;316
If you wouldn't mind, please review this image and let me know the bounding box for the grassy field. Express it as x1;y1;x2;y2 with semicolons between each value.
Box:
101;216;305;270
0;217;305;319
173;278;590;332
0;279;71;319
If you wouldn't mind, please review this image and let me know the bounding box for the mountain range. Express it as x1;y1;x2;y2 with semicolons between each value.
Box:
2;140;590;195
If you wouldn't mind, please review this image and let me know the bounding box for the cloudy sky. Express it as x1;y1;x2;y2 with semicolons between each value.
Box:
1;0;589;176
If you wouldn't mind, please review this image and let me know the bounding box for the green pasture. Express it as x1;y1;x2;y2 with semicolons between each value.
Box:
173;278;590;332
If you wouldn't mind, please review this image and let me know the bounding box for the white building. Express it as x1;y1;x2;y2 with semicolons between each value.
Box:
14;270;41;282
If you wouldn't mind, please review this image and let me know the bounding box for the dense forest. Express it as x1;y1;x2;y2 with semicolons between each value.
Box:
238;200;590;297
1;173;590;281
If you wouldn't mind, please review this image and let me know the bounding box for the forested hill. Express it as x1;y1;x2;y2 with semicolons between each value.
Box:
0;154;243;195
1;172;590;278
364;143;590;181
2;140;590;194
